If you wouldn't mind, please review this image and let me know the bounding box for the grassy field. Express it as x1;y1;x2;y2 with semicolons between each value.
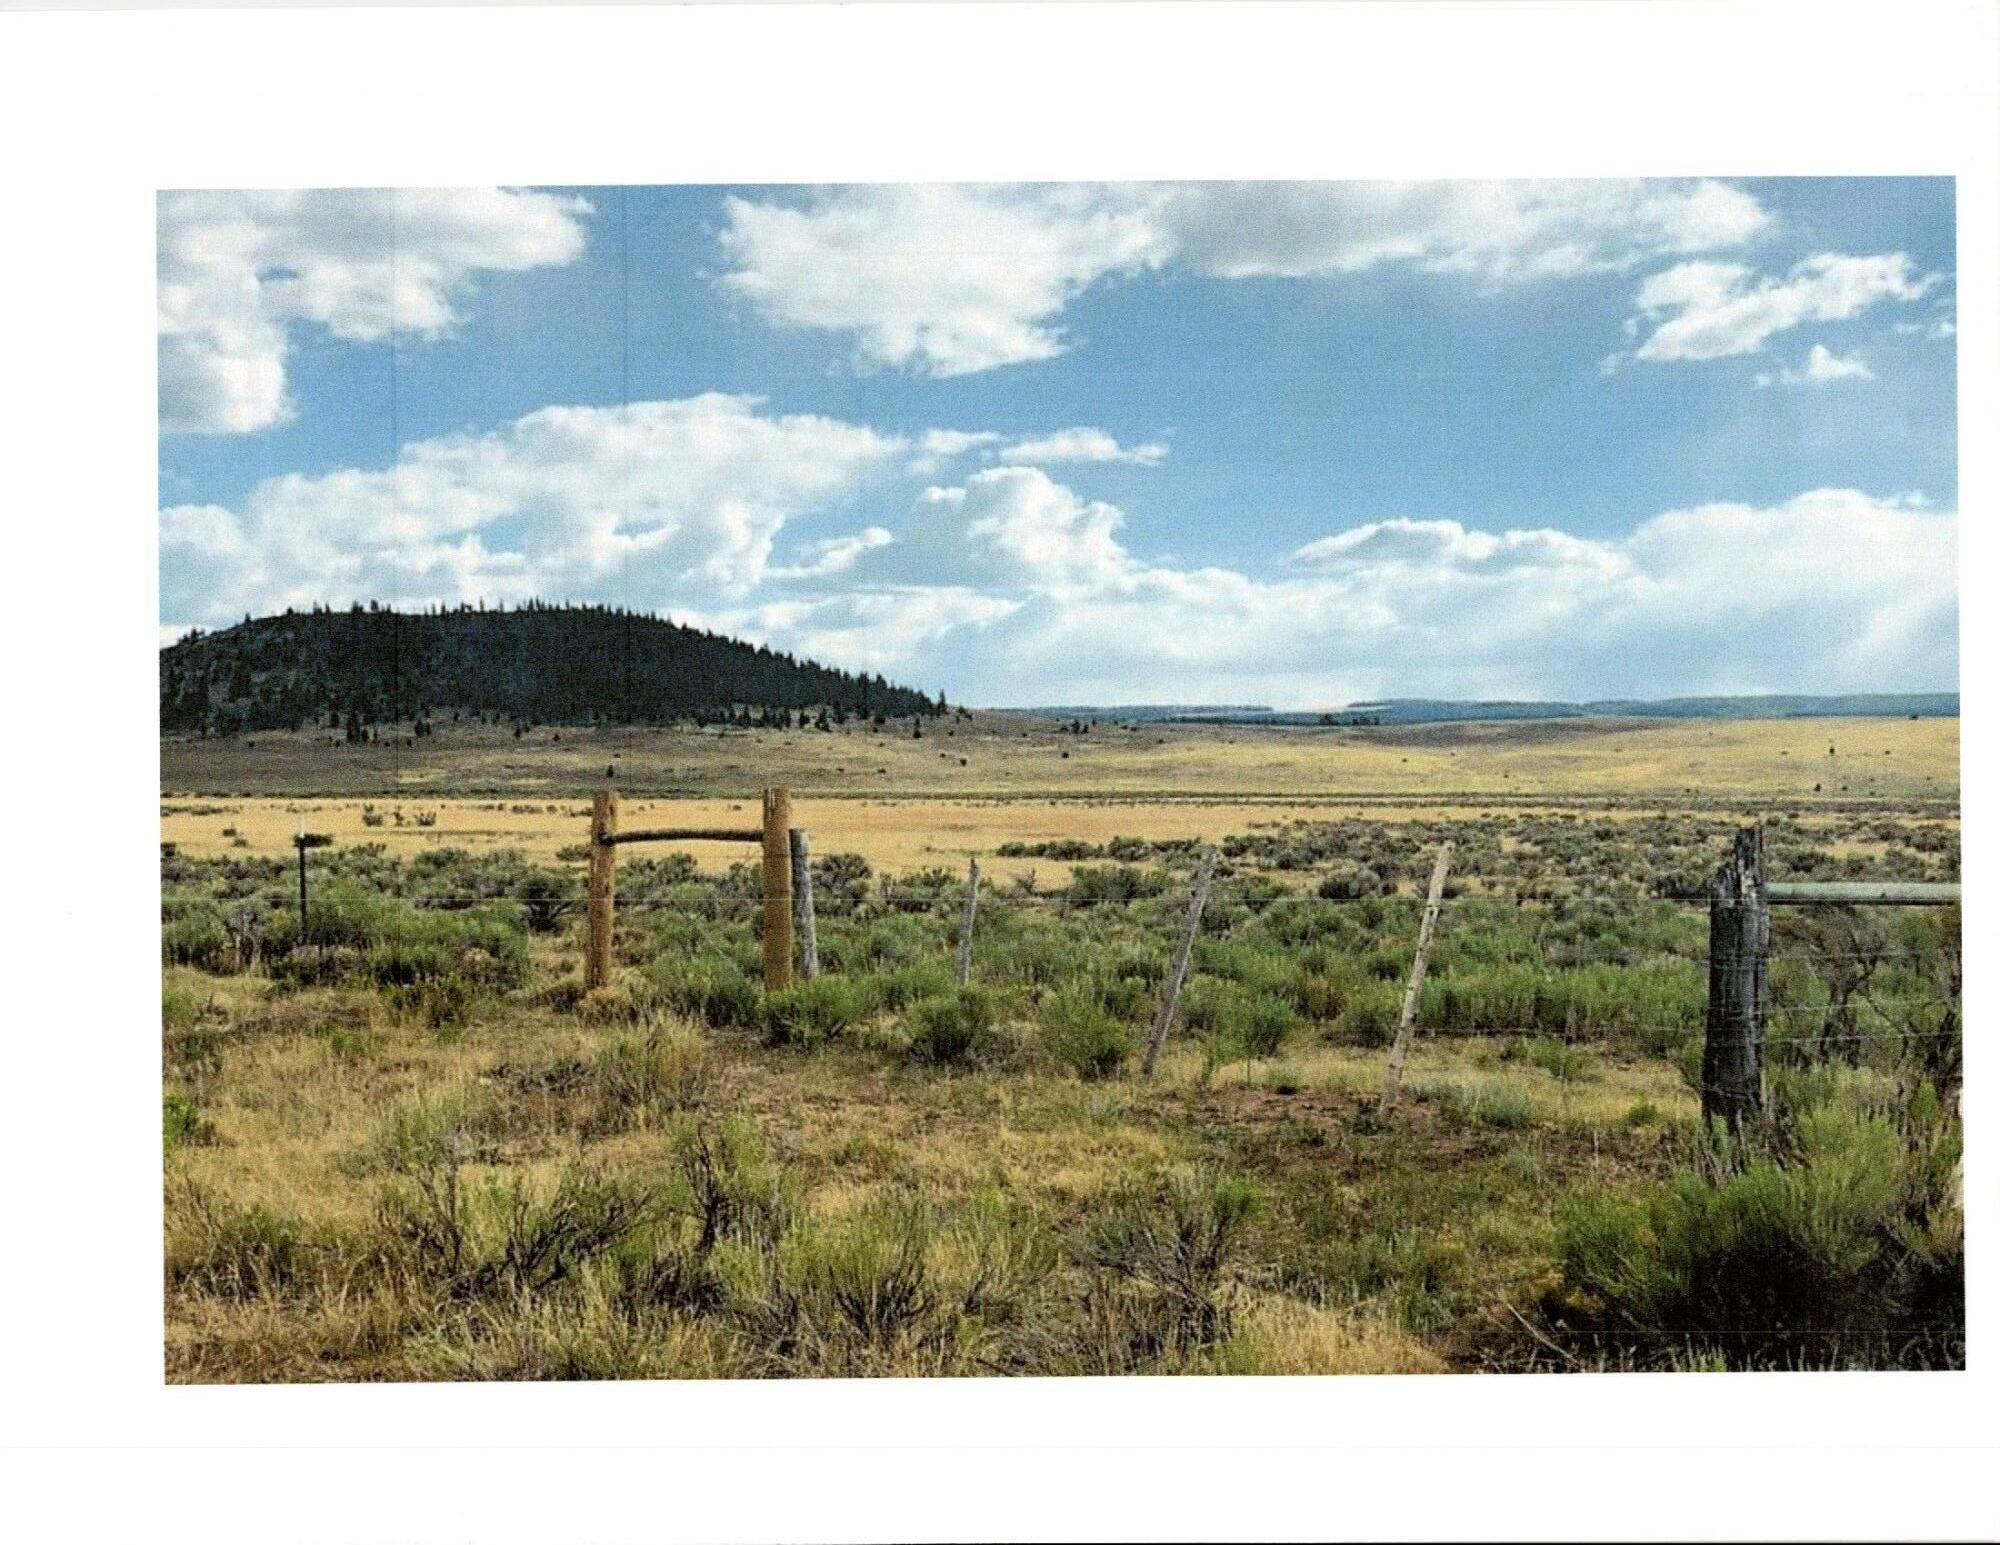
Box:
165;711;1960;803
160;716;1963;1380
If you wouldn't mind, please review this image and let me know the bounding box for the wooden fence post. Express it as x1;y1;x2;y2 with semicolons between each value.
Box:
790;827;819;980
762;786;794;993
585;789;618;991
1703;824;1768;1128
1141;847;1219;1077
955;856;981;985
1378;842;1455;1116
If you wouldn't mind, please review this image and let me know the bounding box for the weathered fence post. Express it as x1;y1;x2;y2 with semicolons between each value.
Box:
790;826;819;980
584;792;616;984
295;834;310;939
955;856;981;985
585;789;618;991
1703;824;1769;1128
1141;847;1219;1077
1378;842;1455;1116
761;786;794;993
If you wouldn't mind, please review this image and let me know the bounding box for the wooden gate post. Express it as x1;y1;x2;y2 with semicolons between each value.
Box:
1141;847;1219;1077
1703;824;1769;1128
955;856;981;985
789;827;819;980
1379;842;1455;1116
585;789;618;991
761;787;794;993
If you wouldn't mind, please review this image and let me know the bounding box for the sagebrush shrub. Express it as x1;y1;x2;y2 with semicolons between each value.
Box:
1075;1166;1258;1357
1549;1073;1963;1368
1040;985;1136;1080
904;986;1005;1068
761;976;869;1048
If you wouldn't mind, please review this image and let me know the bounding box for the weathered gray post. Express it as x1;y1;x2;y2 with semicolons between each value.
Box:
789;827;819;980
761;787;794;993
585;790;618;991
1141;847;1219;1077
1378;842;1455;1116
1703;824;1769;1128
955;856;981;985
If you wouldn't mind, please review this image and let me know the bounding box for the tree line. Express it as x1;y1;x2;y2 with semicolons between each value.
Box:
160;601;949;736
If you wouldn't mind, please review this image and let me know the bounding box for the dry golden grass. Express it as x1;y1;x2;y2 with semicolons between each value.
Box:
164;711;1958;806
160;713;1957;883
1221;1292;1448;1375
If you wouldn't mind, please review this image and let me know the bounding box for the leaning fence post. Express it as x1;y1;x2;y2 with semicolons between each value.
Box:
789;827;819;980
585;789;618;991
1141;847;1219;1077
761;786;794;993
1378;842;1455;1116
1703;824;1768;1128
955;856;981;985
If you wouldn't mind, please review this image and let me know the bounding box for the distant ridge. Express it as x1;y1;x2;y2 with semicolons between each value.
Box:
1002;704;1274;723
1155;693;1959;726
159;603;947;735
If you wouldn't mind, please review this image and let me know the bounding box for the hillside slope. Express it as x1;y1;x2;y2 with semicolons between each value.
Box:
160;603;945;734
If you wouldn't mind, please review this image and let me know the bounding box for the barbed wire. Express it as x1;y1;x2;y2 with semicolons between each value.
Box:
1419;1023;1959;1044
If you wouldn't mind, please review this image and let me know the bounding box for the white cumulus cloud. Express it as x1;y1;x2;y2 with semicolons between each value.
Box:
715;179;1772;376
772;472;1954;706
715;184;1167;376
767;527;895;581
1753;342;1876;388
1629;253;1934;364
159;188;593;433
159;393;905;625
997;427;1168;466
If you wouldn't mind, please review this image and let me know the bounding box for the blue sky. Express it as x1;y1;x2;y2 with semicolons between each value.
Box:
159;179;1958;707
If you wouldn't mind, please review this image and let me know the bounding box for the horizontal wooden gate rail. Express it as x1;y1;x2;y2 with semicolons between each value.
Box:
584;786;801;994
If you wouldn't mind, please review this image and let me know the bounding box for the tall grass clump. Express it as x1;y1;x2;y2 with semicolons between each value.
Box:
590;1025;718;1128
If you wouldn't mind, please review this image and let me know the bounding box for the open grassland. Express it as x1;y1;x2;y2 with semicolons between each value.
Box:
162;714;1958;888
165;711;1960;804
163;733;1963;1379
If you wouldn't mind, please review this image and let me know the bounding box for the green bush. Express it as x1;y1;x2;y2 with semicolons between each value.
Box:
163;1093;213;1155
1550;1076;1963;1368
1317;862;1386;900
904;986;1006;1068
265;889;529;1002
1068;864;1168;906
652;959;761;1031
1040;985;1137;1080
162;903;235;973
761;976;870;1048
1240;995;1300;1059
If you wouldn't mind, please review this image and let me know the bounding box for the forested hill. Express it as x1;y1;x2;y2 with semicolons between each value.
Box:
160;603;947;735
